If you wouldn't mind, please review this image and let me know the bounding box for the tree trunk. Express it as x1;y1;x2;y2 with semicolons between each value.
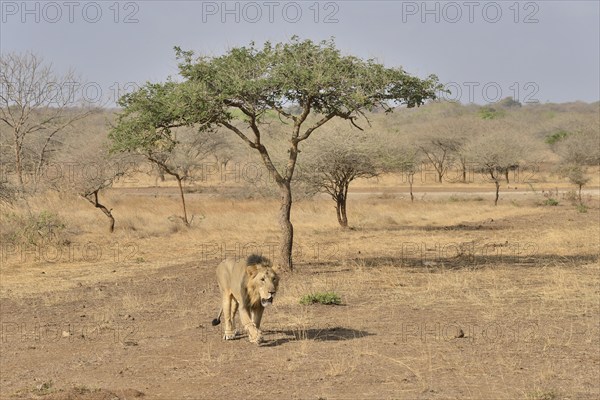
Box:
335;200;343;226
578;184;583;203
336;195;348;228
408;173;415;202
504;169;510;184
155;170;165;187
85;190;115;233
278;181;294;271
462;164;467;183
340;199;348;228
175;175;189;225
14;139;24;194
494;180;500;206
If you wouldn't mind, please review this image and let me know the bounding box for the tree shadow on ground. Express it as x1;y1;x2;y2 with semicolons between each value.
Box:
350;253;599;270
353;222;504;232
261;326;374;347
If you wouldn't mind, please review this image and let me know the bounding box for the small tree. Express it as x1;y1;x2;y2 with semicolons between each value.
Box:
301;131;378;228
144;128;224;225
379;142;421;202
79;158;130;233
560;164;590;203
112;37;441;270
56;125;136;233
0;52;96;193
454;147;470;184
554;127;599;203
554;128;600;166
466;130;530;205
400;153;420;202
110;82;224;225
500;164;519;185
416;117;478;184
418;137;459;183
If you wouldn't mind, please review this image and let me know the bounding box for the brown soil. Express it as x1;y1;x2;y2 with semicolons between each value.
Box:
1;194;599;400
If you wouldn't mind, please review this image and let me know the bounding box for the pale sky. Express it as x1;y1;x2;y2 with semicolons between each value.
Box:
1;0;599;106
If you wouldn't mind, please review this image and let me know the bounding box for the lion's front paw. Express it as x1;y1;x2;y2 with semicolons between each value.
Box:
248;330;263;344
223;330;237;340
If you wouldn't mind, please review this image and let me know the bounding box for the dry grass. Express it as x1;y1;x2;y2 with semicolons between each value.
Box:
1;174;599;399
2;178;598;294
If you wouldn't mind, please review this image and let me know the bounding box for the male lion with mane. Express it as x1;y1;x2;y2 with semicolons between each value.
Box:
212;254;279;344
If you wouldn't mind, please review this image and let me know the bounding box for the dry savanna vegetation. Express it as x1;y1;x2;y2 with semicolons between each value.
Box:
1;49;599;399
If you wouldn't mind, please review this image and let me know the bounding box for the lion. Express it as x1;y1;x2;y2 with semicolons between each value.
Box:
211;254;279;344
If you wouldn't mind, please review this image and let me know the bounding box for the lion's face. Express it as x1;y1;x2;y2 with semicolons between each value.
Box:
247;265;279;307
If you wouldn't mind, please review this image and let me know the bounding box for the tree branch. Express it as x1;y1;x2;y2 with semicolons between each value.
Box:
297;112;336;142
221;121;258;149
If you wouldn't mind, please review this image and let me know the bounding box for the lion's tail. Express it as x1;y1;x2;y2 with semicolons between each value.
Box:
211;308;222;326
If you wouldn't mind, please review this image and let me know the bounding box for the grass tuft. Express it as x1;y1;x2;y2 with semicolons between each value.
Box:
542;198;559;206
526;389;559;400
300;291;342;305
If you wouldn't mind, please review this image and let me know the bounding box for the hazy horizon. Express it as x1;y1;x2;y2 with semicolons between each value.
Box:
2;1;599;106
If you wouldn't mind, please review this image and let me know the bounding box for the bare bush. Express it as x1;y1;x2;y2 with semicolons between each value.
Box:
465;127;533;205
55;122;137;233
416;118;475;183
553;123;600;202
0;52;97;193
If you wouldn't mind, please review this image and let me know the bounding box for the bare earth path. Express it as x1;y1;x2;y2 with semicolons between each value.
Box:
2;258;599;399
1;193;599;399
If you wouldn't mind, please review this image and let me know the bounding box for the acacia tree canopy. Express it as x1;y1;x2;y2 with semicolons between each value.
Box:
110;81;222;153
111;37;442;270
110;82;224;225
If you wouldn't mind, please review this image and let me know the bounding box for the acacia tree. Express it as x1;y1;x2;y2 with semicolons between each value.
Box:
301;130;378;228
77;153;132;233
144;128;223;225
112;37;441;270
0;52;96;193
454;146;470;183
466;129;530;205
560;165;590;203
554;127;599;203
419;137;461;183
56;121;136;233
110;82;224;225
378;140;421;202
397;149;421;202
444;118;477;184
417;118;472;184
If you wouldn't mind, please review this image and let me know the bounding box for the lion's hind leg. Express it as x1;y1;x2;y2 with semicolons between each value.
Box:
222;293;237;340
229;298;239;335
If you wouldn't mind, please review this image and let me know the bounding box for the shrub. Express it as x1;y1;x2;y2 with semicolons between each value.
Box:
545;130;569;145
300;292;342;305
1;210;67;245
478;106;504;120
0;181;17;204
543;198;559;206
526;389;558;400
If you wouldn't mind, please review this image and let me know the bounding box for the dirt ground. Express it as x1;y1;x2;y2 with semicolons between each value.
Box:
1;187;599;400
